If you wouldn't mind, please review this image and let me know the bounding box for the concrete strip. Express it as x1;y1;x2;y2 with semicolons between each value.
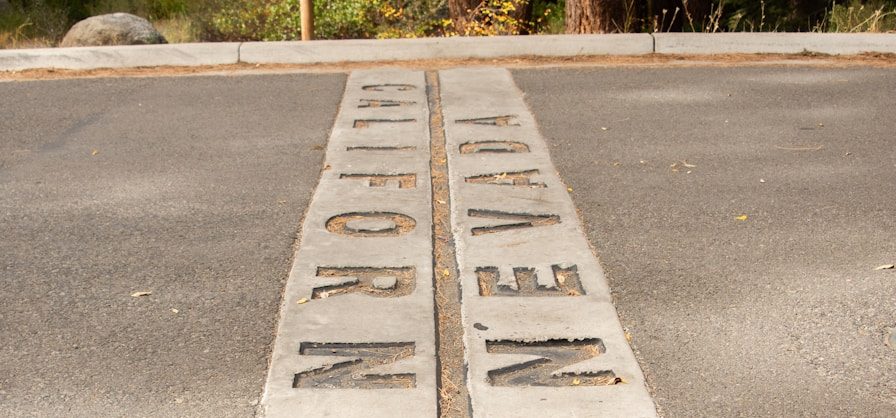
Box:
439;68;657;417
3;32;896;72
239;34;654;64
261;70;437;417
0;42;240;71
654;33;896;55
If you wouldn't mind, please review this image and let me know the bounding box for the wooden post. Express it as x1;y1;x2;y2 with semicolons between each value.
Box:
301;0;314;41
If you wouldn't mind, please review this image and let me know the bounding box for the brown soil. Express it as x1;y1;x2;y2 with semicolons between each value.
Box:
2;52;895;82
426;71;471;418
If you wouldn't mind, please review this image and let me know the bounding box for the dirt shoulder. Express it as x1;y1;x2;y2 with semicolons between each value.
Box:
2;52;895;81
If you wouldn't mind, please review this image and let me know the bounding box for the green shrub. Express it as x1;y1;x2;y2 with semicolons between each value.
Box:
201;0;449;41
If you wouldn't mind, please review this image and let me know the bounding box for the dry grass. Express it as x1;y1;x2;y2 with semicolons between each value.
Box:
0;32;54;49
3;53;896;82
820;1;896;33
0;21;54;49
152;15;199;43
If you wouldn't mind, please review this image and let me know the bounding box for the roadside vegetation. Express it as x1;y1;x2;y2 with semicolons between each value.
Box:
1;0;895;48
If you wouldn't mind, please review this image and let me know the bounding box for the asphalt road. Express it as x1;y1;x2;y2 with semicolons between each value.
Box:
515;66;896;416
0;73;344;416
2;65;895;417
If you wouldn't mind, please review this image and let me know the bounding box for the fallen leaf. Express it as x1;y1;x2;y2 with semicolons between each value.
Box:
736;215;749;221
130;291;151;297
624;331;633;343
297;298;309;304
91;150;99;156
443;269;450;277
572;378;581;386
875;264;895;271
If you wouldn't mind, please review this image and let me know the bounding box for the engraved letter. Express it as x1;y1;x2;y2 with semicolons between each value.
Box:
353;119;416;129
362;84;416;92
468;209;559;236
293;342;416;389
459;141;530;154
340;173;417;189
326;212;416;237
311;267;416;299
465;170;545;188
358;99;416;108
486;339;621;387
476;264;583;296
456;115;520;127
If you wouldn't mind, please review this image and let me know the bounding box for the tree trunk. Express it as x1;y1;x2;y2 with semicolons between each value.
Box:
514;1;535;35
565;0;625;34
450;1;535;35
448;0;480;31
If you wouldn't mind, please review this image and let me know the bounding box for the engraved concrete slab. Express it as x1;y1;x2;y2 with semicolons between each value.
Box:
439;68;657;417
262;70;436;417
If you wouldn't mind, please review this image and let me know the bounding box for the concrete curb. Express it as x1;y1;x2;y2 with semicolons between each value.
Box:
654;33;896;55
239;34;653;64
0;42;240;71
1;33;895;72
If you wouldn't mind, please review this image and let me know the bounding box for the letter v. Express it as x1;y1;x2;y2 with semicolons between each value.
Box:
468;209;560;236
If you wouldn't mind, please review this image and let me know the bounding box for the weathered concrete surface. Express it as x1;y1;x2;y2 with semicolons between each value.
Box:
0;43;240;71
513;67;896;416
5;33;896;72
654;33;896;55
0;73;345;416
262;70;437;417
440;68;656;417
240;34;654;64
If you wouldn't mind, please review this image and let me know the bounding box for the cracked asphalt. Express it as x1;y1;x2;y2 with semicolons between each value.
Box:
514;66;896;417
2;65;895;417
0;73;344;416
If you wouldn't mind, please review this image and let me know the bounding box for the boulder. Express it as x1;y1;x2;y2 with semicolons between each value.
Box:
60;13;166;48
